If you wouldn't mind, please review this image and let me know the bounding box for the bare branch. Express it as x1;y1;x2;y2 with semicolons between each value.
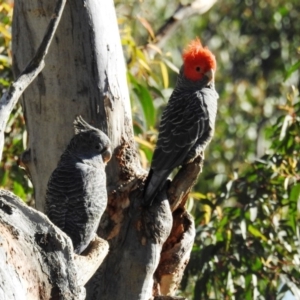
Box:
74;236;109;286
0;0;67;161
168;156;203;212
154;209;195;297
146;0;218;56
0;189;85;299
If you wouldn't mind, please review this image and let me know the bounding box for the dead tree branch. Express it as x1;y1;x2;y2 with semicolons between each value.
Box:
146;0;218;56
154;209;195;297
0;189;108;299
168;156;203;212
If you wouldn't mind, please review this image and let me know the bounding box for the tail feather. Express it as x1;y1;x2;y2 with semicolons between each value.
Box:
143;169;169;206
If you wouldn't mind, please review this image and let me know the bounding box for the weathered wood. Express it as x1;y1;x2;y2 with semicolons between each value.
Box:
86;189;173;300
74;236;109;286
154;209;195;296
0;189;83;299
168;156;203;212
0;189;109;299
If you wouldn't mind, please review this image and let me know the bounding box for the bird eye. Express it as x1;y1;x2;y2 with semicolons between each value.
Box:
195;66;201;72
95;144;100;150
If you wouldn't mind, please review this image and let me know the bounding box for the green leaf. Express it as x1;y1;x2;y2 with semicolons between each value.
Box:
248;224;268;241
135;84;156;129
191;192;207;200
13;181;26;201
159;61;169;88
0;169;9;185
290;183;300;202
284;60;300;81
128;73;156;129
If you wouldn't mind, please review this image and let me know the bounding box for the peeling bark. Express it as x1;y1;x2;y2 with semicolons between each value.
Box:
154;209;195;297
87;189;173;300
0;189;81;299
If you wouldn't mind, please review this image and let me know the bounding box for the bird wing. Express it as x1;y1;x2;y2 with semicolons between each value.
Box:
151;90;209;173
69;162;107;232
45;159;107;254
45;159;84;232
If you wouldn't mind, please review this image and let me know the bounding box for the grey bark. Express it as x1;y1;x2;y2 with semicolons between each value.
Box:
12;0;134;212
0;0;110;298
86;189;173;300
0;0;66;161
0;189;108;300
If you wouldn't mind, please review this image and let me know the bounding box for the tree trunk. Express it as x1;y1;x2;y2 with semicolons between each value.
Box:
12;0;134;212
11;1;197;299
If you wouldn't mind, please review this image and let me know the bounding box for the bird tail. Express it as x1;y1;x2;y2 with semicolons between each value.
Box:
143;169;169;206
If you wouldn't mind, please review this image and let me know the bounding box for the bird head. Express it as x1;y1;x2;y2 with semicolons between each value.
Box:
70;116;112;163
182;38;216;83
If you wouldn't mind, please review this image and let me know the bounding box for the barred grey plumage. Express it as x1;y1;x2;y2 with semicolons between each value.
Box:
45;116;111;254
143;39;219;205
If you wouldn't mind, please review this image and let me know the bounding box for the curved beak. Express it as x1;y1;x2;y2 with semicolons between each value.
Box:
204;69;214;83
101;147;112;163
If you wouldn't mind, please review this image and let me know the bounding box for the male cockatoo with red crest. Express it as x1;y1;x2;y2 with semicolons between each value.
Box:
144;38;218;205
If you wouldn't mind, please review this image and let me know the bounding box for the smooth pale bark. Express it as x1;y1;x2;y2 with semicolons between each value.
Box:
0;0;66;161
0;0;110;298
12;0;135;212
